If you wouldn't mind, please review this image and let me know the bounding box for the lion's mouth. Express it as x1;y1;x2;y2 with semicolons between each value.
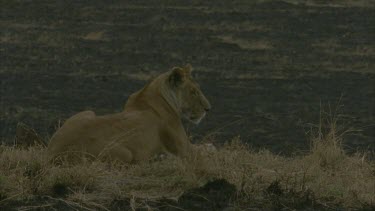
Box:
189;112;206;125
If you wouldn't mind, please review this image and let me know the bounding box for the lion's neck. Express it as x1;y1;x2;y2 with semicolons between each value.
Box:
159;81;180;116
124;74;181;121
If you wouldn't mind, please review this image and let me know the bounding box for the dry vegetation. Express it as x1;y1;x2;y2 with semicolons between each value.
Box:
0;116;374;210
282;0;375;7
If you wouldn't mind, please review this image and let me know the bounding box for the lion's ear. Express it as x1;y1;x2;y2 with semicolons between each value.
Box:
184;64;193;75
168;67;185;87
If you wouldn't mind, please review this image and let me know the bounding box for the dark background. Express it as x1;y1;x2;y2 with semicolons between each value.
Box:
1;0;374;155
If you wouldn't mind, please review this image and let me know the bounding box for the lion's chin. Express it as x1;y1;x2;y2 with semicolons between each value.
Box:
189;113;206;125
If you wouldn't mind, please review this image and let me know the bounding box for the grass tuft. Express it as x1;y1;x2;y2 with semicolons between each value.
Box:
0;116;374;210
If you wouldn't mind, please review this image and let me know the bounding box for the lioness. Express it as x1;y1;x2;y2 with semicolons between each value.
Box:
47;64;211;163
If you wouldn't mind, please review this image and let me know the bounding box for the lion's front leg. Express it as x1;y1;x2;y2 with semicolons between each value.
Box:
164;138;190;158
160;128;191;158
101;146;133;163
173;139;192;158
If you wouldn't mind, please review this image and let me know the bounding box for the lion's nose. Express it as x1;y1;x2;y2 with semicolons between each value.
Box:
204;107;211;112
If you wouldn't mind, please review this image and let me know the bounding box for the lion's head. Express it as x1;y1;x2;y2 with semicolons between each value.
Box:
167;64;211;124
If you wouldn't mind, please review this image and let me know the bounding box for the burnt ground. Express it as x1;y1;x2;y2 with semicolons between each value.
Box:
1;0;374;155
0;179;343;211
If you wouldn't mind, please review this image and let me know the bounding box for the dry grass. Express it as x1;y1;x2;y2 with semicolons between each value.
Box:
283;0;375;7
0;118;374;210
217;35;273;51
82;31;109;42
